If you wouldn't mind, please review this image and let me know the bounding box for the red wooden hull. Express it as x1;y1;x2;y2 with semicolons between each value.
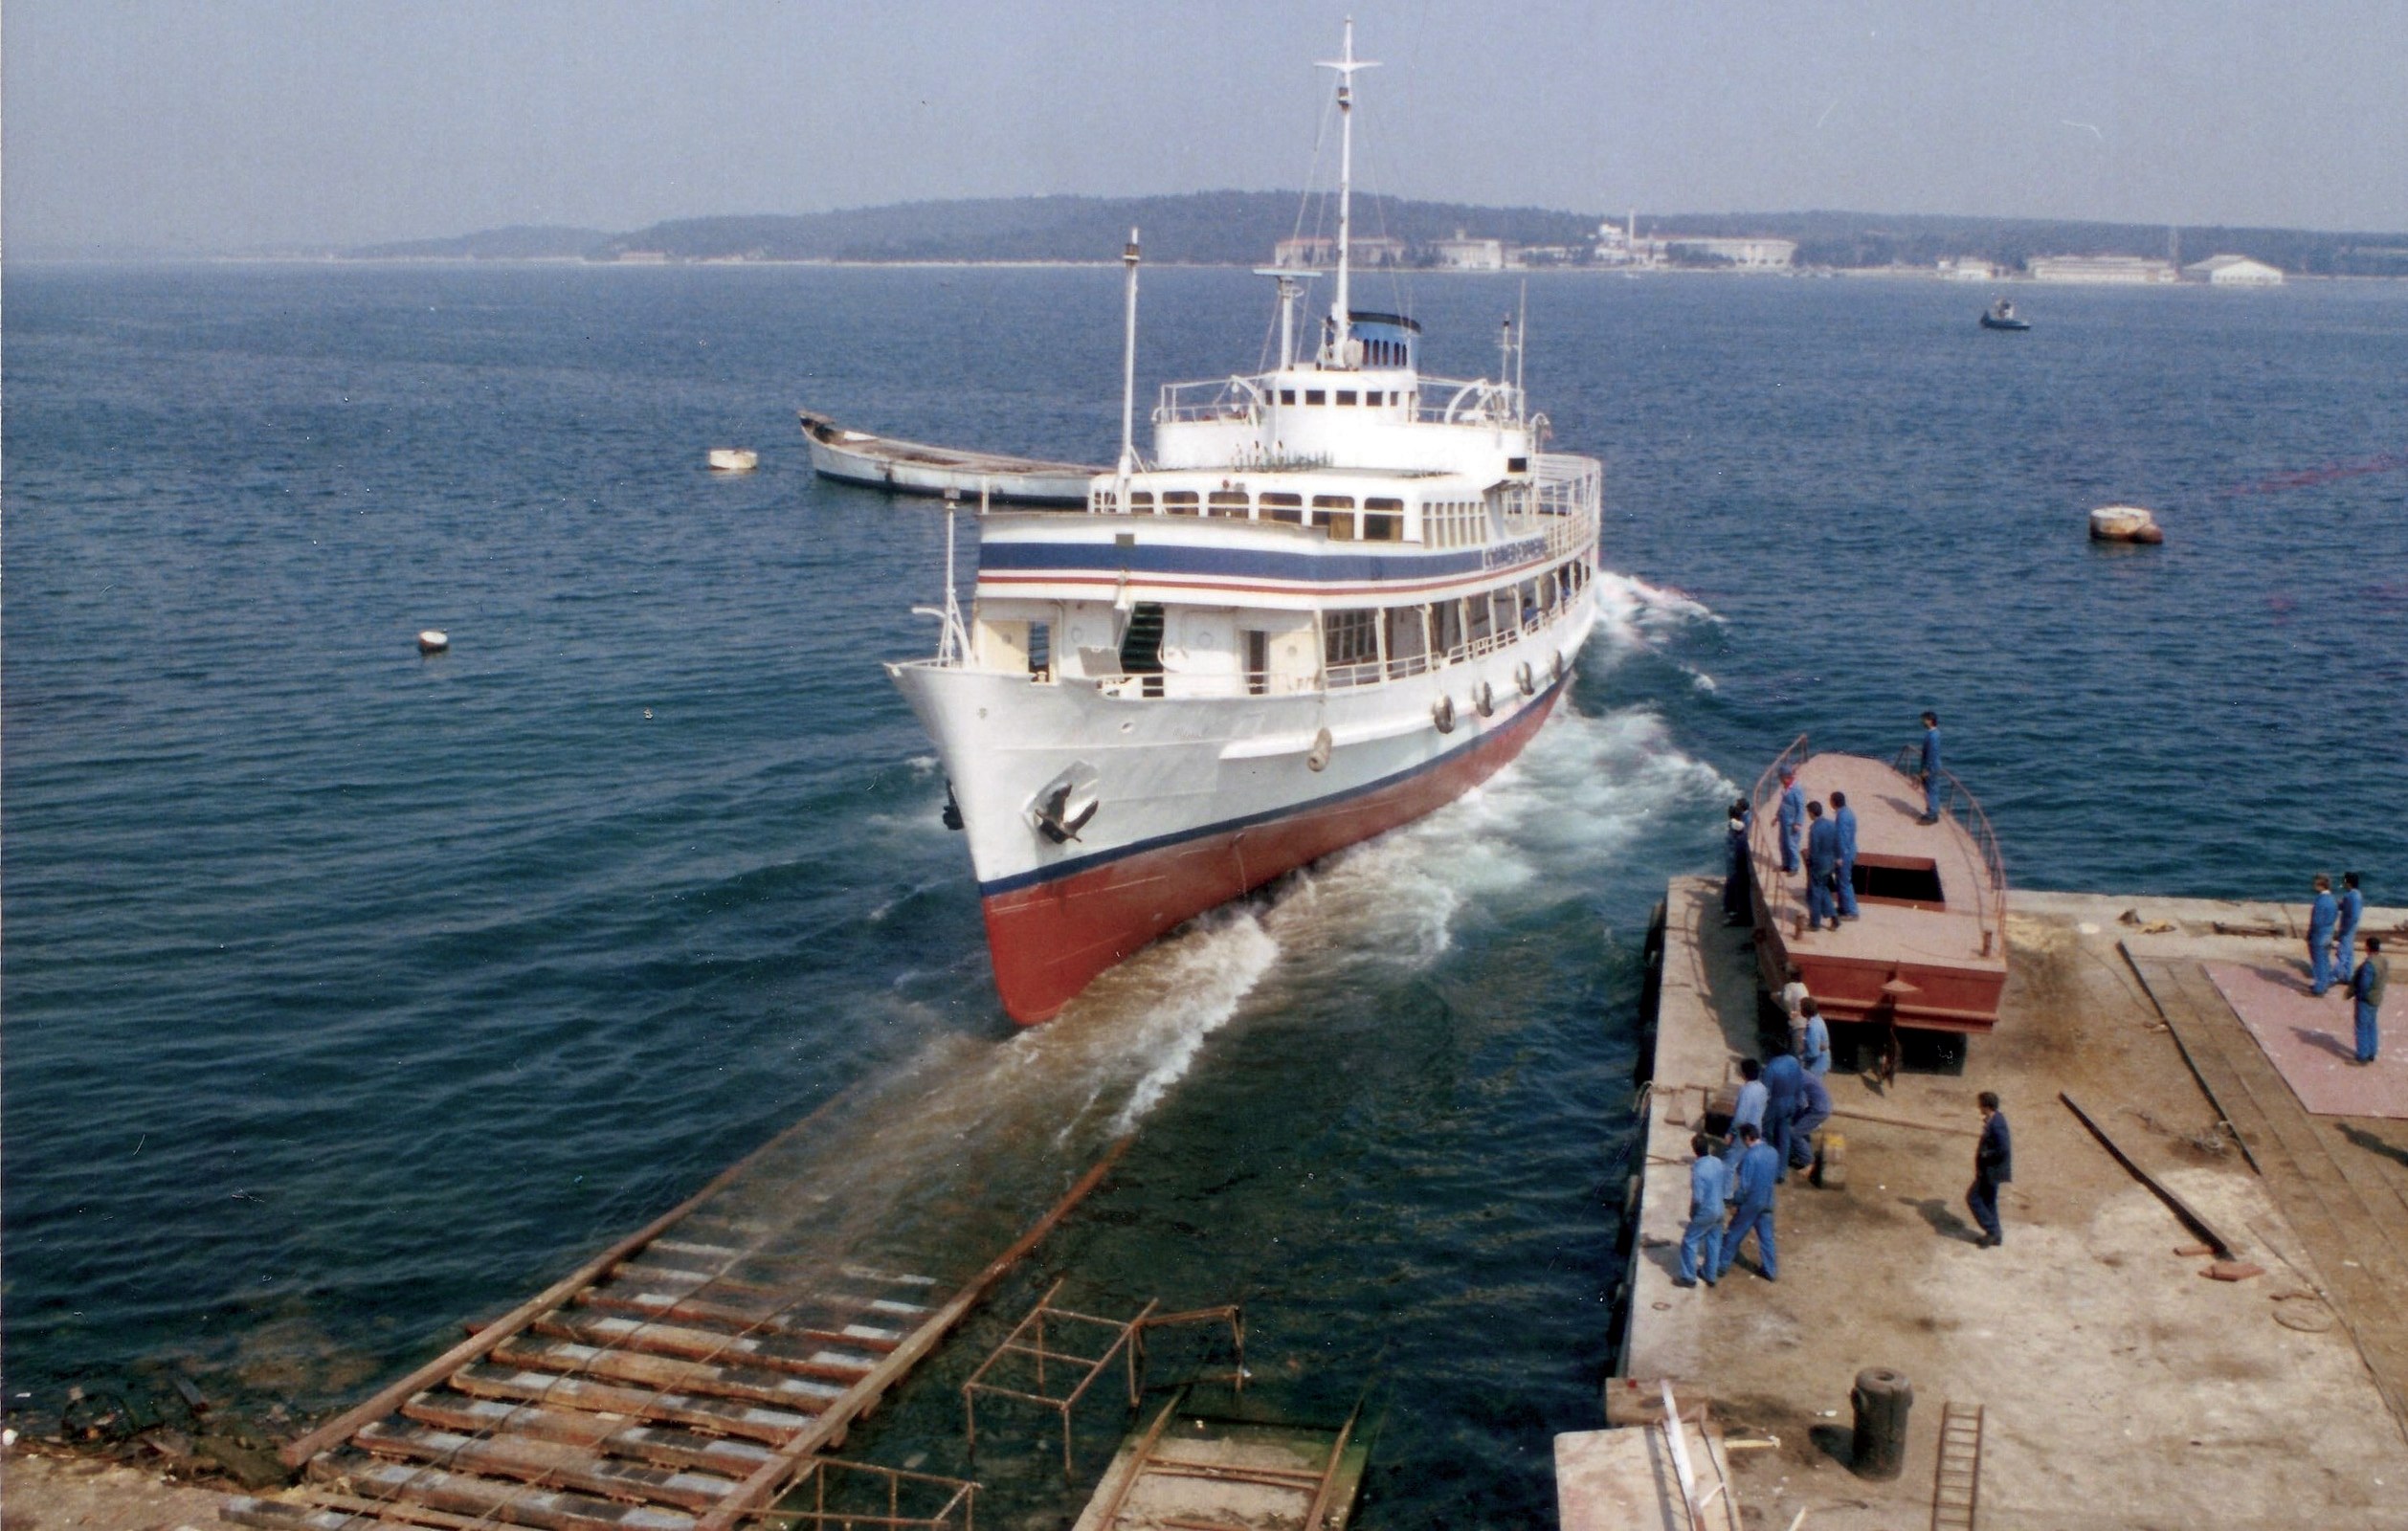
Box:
980;683;1566;1024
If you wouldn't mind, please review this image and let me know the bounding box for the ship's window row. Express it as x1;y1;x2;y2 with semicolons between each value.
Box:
1321;560;1593;688
1277;388;1402;407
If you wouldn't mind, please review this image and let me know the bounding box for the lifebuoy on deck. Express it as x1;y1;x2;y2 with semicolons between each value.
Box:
1432;695;1456;734
1515;660;1535;696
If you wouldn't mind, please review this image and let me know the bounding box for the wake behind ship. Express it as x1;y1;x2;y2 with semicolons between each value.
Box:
885;23;1607;1023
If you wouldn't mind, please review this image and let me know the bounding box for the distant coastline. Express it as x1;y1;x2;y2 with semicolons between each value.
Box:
22;193;2408;279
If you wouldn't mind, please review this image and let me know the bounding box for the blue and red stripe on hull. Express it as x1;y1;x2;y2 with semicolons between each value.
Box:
977;677;1569;1024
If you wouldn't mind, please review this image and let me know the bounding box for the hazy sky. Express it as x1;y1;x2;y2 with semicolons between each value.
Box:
9;0;2405;253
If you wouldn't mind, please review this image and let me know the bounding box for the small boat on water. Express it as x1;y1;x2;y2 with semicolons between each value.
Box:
1978;298;2030;331
885;21;1607;1024
798;410;1101;506
1748;737;2008;1047
706;447;759;473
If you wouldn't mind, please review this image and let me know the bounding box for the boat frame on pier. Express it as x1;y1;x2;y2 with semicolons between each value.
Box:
1747;735;2009;1040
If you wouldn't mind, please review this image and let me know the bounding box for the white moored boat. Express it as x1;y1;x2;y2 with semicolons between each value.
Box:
886;22;1606;1023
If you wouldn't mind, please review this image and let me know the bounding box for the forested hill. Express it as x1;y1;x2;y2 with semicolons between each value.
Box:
336;193;2408;277
590;192;1600;265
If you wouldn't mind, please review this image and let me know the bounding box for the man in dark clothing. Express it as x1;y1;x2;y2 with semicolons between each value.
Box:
1722;798;1752;924
1968;1091;2012;1247
1917;711;1943;824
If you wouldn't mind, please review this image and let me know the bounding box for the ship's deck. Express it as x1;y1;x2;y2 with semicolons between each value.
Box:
1749;750;2007;1030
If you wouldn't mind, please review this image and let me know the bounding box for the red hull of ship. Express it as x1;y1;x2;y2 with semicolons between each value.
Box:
980;685;1566;1024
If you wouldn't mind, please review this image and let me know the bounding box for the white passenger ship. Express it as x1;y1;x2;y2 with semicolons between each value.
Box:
887;23;1604;1023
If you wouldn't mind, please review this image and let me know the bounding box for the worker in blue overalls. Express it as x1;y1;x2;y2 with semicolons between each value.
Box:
2350;938;2388;1064
1678;1132;1729;1287
1916;712;1944;824
1762;1051;1806;1182
2308;874;2339;995
1776;766;1805;873
2335;872;2366;991
1831;788;1860;921
1714;1122;1782;1282
1804;799;1840;931
1725;1058;1767;1169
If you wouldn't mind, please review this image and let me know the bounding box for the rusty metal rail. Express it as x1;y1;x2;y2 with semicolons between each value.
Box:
230;1136;1130;1531
960;1287;1242;1476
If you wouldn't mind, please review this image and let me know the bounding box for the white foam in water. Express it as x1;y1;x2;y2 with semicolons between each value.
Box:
1591;570;1724;634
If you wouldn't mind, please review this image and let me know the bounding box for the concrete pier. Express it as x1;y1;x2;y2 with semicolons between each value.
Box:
1596;876;2408;1529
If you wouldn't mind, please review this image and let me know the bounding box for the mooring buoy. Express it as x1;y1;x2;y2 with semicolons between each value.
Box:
417;629;450;655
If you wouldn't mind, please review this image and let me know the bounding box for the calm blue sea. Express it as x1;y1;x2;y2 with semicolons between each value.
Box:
5;262;2404;1524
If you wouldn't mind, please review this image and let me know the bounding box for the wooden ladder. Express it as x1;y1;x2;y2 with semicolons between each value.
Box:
1930;1401;1985;1531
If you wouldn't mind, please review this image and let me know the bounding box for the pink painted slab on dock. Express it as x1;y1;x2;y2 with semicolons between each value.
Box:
2204;961;2408;1119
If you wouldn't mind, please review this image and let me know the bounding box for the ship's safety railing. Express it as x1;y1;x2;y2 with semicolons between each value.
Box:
1152;372;1525;427
1749;734;1818;936
1891;743;2010;953
1746;734;2007;959
749;1459;976;1531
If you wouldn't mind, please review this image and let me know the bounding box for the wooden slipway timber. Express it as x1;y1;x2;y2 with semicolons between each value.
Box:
228;1108;1129;1531
798;410;1101;506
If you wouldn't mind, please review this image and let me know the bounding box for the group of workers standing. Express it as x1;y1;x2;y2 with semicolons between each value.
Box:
1675;976;1837;1285
1724;713;1948;934
2307;872;2387;1064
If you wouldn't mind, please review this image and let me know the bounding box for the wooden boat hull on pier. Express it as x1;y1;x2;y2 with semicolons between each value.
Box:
799;410;1100;506
1747;739;2008;1034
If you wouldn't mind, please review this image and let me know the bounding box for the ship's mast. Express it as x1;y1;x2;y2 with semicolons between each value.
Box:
1117;227;1140;492
1317;19;1376;366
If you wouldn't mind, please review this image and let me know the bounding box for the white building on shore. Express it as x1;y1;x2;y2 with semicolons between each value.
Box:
1272;235;1406;270
2183;254;2285;285
1431;233;1507;270
2025;255;2179;284
1665;236;1796;271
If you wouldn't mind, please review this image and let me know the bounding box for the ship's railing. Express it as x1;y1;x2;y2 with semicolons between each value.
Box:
1151;372;1525;427
1155;376;1268;423
1748;734;1817;936
1891;744;2010;954
1075;595;1582;700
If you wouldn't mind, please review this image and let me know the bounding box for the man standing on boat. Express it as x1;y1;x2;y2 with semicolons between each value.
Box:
1804;800;1841;931
1917;712;1944;824
1777;766;1805;873
1832;789;1860;921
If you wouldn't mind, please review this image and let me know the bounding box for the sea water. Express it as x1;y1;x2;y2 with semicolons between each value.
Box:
5;263;2403;1523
